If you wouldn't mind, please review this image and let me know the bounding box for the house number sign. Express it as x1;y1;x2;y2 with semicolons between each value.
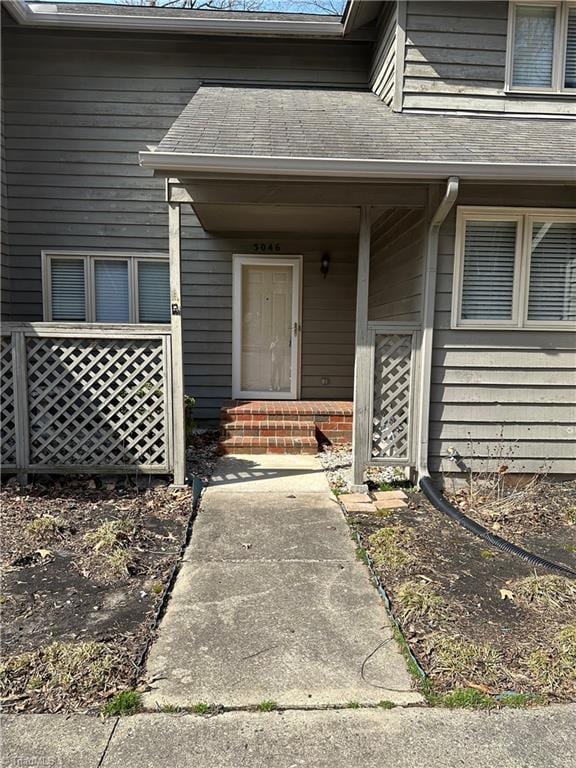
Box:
253;243;281;253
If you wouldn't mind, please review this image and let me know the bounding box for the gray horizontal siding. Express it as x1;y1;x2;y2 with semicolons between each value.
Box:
370;2;397;106
2;23;368;419
402;1;576;115
368;207;425;323
430;186;576;475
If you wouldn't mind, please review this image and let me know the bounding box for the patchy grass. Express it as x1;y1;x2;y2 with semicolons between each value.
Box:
103;690;142;717
396;581;446;622
345;701;360;709
377;700;397;709
160;704;182;713
103;548;135;577
435;687;494;710
0;641;117;706
24;515;68;541
256;700;278;712
479;549;496;560
368;526;415;570
430;636;503;687
527;626;576;696
84;519;134;552
497;692;544;709
191;702;211;714
511;575;576;610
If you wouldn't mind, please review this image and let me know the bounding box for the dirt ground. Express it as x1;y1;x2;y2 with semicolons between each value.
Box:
345;479;576;703
0;432;219;713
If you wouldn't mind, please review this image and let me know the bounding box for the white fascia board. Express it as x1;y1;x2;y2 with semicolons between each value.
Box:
139;151;576;182
5;3;343;38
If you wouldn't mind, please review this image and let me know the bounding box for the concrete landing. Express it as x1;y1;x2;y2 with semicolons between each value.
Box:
143;455;421;708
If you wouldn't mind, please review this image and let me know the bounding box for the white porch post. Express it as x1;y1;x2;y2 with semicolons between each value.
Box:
168;201;187;486
351;205;371;492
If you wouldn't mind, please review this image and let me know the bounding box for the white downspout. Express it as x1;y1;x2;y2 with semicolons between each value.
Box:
416;176;459;481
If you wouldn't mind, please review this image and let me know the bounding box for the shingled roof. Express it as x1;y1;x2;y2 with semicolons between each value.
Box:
139;86;576;181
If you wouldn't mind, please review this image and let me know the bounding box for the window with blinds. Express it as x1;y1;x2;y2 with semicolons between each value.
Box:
566;7;576;87
453;209;576;329
50;259;86;321
528;221;576;322
44;253;169;323
94;260;130;322
509;2;576;91
512;5;556;88
138;261;170;323
461;221;518;321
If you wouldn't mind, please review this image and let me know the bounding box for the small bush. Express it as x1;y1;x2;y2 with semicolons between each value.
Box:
103;690;142;716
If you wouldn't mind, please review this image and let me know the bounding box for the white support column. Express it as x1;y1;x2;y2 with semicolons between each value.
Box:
168;201;187;487
351;206;372;492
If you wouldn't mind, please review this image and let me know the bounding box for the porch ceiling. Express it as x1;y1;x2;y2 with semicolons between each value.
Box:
194;203;362;234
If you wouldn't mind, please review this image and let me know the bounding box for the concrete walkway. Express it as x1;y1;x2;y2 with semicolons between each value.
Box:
143;454;421;708
3;706;576;768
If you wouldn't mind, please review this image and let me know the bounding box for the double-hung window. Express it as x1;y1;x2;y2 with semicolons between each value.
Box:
43;252;170;324
507;2;576;92
452;208;576;330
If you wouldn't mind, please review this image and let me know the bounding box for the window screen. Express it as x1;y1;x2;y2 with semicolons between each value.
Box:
50;259;86;321
461;221;518;321
512;5;556;88
566;7;576;88
94;260;130;322
138;261;170;323
527;221;576;322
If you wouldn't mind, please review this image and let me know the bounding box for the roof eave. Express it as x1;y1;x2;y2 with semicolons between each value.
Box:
138;151;576;183
4;2;344;38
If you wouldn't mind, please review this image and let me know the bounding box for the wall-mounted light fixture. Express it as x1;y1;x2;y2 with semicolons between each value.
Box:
320;252;331;278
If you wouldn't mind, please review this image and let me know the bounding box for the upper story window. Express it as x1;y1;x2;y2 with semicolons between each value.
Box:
42;252;170;324
452;208;576;330
507;2;576;92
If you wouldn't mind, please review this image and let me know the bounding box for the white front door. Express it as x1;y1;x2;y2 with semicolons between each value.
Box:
232;255;301;400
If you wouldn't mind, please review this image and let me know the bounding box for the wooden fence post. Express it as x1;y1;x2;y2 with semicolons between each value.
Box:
169;202;187;486
11;331;30;486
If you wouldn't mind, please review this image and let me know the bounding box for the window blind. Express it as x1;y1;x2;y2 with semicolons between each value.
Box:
527;221;576;322
512;5;556;88
565;8;576;88
138;261;170;323
461;221;518;321
94;260;130;322
50;259;86;320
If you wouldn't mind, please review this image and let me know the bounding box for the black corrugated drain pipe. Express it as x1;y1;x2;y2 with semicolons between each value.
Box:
419;476;576;578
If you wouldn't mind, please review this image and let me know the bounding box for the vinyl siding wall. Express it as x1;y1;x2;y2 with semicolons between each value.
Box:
370;2;398;106
431;185;576;476
1;21;369;419
401;1;576;115
368;206;425;323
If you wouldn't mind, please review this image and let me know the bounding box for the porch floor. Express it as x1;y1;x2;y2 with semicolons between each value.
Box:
219;400;353;455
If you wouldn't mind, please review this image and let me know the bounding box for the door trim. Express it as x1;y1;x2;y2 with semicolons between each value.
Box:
232;255;302;400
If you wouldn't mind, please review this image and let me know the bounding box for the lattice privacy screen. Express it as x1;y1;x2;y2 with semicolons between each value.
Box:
0;336;16;466
371;333;414;463
1;331;172;472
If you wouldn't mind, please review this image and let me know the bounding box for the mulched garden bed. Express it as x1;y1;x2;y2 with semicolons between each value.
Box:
0;430;219;714
321;448;576;705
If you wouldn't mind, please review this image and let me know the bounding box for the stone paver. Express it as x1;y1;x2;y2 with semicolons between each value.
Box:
143;454;421;708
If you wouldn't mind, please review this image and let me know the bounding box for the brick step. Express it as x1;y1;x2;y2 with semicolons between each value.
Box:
221;419;316;439
219;436;318;455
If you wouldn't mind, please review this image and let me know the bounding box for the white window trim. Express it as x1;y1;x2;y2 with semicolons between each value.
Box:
42;250;169;323
451;207;576;331
505;1;576;94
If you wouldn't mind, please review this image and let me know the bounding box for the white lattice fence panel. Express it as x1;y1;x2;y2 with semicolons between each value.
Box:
26;336;169;469
371;333;414;463
1;335;16;466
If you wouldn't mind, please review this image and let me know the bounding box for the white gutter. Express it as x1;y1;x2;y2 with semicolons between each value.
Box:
416;176;460;481
4;2;343;38
138;151;576;182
